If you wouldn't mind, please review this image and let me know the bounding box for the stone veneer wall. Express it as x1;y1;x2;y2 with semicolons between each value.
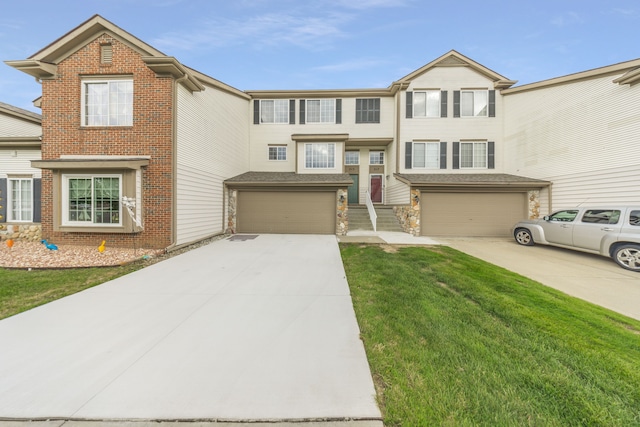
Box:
336;188;348;235
528;190;541;219
393;188;421;236
226;188;237;234
0;224;42;242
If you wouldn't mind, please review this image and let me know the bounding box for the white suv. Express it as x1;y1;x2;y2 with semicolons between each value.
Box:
513;207;640;272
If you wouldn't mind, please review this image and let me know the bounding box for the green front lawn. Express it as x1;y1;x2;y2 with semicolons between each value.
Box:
0;264;142;320
341;244;640;427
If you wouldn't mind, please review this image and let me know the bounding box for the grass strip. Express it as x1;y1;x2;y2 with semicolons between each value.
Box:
341;244;640;427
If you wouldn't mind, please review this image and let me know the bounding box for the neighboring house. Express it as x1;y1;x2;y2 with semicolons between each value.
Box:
4;15;639;248
0;102;42;241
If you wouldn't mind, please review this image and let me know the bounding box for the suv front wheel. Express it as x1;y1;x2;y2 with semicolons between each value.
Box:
613;244;640;272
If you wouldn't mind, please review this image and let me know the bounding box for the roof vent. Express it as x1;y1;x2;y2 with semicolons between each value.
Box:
101;44;113;64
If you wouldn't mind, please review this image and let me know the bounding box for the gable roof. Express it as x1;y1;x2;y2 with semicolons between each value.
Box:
4;14;248;97
392;50;517;90
502;58;640;94
0;101;41;124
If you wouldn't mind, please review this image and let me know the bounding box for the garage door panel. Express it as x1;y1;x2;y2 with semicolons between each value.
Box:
237;191;335;234
421;192;526;237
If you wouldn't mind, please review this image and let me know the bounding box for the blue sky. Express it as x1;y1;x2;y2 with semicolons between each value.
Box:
1;0;639;113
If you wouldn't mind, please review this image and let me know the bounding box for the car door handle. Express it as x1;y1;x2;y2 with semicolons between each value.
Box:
601;227;615;232
560;224;570;228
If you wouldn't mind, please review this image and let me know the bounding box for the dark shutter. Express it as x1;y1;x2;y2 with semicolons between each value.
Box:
406;91;413;118
33;178;41;223
453;91;460;118
289;99;295;124
405;142;412;169
335;99;342;124
441;91;448;118
452;142;460;169
488;141;495;169
299;100;306;124
440;142;447;169
0;178;6;223
253;100;260;124
488;90;496;117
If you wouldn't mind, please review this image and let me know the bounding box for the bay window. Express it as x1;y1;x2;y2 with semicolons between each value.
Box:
63;175;121;225
305;143;335;168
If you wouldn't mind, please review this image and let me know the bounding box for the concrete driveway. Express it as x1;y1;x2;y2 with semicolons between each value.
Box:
443;237;640;321
0;234;381;425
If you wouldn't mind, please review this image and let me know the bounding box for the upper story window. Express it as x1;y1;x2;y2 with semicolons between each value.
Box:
82;79;133;126
406;90;446;118
305;143;335;168
63;175;121;226
345;151;359;165
460;141;487;168
260;100;289;124
413;91;441;117
413;142;440;169
355;98;380;123
268;145;287;161
369;151;384;165
306;99;336;124
8;178;33;222
461;90;488;117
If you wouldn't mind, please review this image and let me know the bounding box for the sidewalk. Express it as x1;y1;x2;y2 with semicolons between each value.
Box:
337;230;441;245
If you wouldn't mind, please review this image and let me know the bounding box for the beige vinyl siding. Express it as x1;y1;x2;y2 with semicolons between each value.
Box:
0;115;41;137
503;73;640;209
386;179;410;205
399;66;504;173
176;84;250;246
0;149;42;178
542;165;639;210
249;96;395;172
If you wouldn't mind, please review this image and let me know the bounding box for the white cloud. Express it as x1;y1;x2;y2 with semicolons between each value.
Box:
312;58;388;72
330;0;411;9
152;11;353;52
551;11;585;28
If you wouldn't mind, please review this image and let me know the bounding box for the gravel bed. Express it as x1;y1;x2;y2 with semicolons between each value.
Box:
0;235;228;269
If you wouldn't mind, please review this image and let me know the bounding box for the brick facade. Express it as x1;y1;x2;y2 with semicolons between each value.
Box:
41;35;174;249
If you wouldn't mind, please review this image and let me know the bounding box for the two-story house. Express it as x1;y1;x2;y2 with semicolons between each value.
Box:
4;15;639;249
0;102;42;241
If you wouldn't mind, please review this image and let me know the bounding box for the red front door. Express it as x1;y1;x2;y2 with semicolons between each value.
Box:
370;175;383;203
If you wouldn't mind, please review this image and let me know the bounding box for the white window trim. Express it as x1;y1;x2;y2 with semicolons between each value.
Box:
306;99;336;124
81;78;133;127
345;151;360;165
369;151;384;165
304;143;336;169
8;177;33;222
268;145;287;161
62;174;123;227
260;99;289;124
460;90;488;118
460;141;488;169
413;90;441;118
412;142;440;169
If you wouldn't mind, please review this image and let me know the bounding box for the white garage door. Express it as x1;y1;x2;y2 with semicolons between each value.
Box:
237;191;335;234
421;192;527;237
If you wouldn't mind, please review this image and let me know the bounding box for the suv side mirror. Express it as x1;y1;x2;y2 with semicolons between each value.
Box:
543;215;550;221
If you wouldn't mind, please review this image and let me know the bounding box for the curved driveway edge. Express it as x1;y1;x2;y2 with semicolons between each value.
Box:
0;234;381;423
443;237;640;321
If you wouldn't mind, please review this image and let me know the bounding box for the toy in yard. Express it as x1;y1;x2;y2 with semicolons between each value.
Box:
41;239;58;251
6;239;14;249
98;240;106;253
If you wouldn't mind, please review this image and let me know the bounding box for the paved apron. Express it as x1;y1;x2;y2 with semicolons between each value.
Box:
0;234;380;422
